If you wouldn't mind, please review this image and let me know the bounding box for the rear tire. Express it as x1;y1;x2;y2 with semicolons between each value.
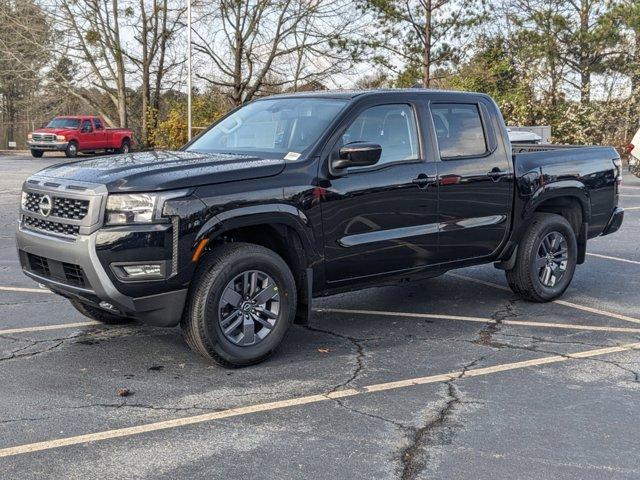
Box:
30;149;43;158
70;299;133;325
65;141;79;158
117;139;131;154
181;243;297;368
506;213;577;302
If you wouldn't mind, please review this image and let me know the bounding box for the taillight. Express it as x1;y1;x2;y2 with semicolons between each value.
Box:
626;143;634;154
613;158;622;185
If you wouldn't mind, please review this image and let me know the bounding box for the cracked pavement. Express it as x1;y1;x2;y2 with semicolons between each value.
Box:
1;155;640;479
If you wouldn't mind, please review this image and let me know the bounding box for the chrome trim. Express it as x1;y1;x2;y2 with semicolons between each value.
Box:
339;223;439;247
338;215;507;247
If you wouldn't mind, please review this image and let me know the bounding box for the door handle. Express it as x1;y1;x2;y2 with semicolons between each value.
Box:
412;174;436;189
487;168;509;182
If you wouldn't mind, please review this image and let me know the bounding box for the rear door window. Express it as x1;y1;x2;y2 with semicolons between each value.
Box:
93;118;104;130
430;103;487;159
80;120;92;132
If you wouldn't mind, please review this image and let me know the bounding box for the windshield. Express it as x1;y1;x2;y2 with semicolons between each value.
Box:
187;98;348;157
46;118;81;129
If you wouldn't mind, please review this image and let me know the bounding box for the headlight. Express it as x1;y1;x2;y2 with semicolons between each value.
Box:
56;135;66;141
104;190;189;225
105;194;157;224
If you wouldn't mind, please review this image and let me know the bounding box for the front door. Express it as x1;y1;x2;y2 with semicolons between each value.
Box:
429;100;514;262
320;100;439;283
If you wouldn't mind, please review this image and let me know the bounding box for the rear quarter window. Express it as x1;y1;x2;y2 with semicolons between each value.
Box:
431;103;487;159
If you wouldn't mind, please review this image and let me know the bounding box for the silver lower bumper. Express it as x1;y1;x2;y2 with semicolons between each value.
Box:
16;222;186;326
27;141;68;151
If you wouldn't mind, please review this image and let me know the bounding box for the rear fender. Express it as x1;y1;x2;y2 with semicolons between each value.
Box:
499;181;591;265
525;180;591;223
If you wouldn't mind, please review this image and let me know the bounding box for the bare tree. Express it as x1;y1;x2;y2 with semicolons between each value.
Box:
192;0;361;105
44;0;129;126
126;0;186;144
0;0;50;142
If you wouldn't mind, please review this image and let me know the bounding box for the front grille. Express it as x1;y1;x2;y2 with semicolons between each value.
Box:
52;197;90;220
23;215;80;237
32;133;56;142
23;192;89;220
23;192;43;213
25;253;87;288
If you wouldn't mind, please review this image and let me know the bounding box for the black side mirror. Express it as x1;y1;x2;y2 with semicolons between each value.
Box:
332;142;382;170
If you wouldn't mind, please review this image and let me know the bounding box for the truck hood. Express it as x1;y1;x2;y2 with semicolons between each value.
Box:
34;150;286;192
32;128;76;135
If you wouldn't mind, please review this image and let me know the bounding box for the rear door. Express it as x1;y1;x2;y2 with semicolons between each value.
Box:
320;97;439;283
79;119;96;150
429;98;514;262
92;118;108;149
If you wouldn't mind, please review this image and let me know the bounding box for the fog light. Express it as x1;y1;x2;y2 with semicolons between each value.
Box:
111;262;166;281
123;264;162;278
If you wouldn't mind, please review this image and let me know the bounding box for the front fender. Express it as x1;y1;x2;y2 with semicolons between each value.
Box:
195;203;319;262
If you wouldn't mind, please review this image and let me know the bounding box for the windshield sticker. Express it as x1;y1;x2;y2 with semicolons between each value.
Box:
284;152;301;161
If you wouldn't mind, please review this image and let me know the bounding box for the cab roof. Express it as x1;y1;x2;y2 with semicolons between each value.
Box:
263;88;487;101
53;115;99;119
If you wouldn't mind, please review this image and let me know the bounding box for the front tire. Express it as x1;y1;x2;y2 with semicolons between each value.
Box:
181;243;297;367
70;299;133;325
506;213;577;302
30;149;43;158
65;141;79;158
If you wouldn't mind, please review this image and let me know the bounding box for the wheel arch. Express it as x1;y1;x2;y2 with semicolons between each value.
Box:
498;185;590;270
193;205;320;322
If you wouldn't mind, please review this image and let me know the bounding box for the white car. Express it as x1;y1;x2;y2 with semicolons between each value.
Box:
628;126;640;172
507;129;542;145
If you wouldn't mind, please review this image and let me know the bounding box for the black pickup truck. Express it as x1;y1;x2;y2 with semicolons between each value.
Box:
16;89;624;366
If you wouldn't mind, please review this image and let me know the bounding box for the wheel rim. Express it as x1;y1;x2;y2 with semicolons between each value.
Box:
69;144;77;155
123;143;129;153
536;231;568;288
218;270;280;346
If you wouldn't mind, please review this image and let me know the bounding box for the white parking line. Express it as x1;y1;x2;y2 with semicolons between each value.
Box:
4;305;639;339
625;206;640;211
314;308;640;334
586;252;640;265
1;340;638;458
0;322;100;335
621;194;640;197
0;286;52;294
448;272;640;325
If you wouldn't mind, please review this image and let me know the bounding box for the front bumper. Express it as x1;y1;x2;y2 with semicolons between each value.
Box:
16;224;187;326
601;207;624;236
27;141;68;151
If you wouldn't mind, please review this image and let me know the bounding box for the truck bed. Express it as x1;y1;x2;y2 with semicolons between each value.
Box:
512;144;617;173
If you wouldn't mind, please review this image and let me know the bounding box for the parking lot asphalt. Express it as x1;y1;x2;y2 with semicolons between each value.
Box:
1;152;640;479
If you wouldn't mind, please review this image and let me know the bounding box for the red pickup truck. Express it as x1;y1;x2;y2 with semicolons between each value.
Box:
27;116;133;158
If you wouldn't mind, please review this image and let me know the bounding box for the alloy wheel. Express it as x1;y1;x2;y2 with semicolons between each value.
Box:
218;270;280;346
536;231;568;287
